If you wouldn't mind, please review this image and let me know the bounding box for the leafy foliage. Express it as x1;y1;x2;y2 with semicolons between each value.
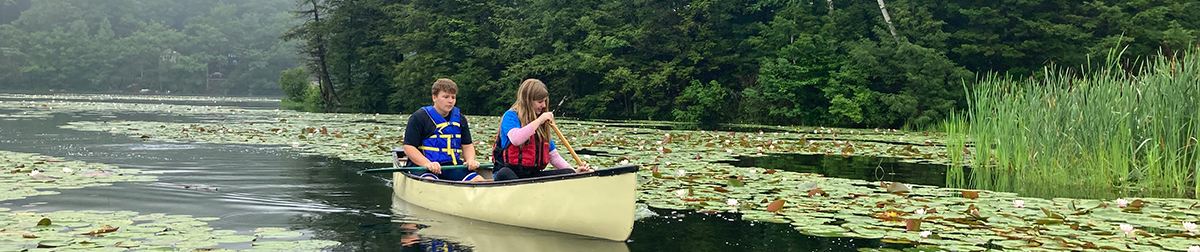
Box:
0;0;300;95
673;80;733;128
4;0;1198;128
287;0;1196;128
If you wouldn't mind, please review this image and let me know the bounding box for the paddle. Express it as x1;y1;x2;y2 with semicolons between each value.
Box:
357;164;495;175
548;121;584;167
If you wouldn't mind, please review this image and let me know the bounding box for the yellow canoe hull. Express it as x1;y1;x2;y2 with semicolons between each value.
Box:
392;164;639;241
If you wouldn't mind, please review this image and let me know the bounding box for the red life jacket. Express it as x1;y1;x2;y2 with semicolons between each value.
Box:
493;131;550;170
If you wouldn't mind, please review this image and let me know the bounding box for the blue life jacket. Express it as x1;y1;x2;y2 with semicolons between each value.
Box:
419;106;463;165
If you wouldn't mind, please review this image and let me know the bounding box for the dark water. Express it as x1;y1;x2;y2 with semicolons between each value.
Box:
0;99;909;252
721;154;955;187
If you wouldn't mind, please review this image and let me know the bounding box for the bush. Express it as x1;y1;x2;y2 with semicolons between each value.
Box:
672;80;733;129
279;67;322;112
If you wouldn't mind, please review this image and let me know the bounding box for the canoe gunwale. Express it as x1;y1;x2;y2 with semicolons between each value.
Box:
396;165;640;188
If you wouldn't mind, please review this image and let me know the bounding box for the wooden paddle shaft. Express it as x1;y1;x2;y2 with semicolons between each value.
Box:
548;121;584;166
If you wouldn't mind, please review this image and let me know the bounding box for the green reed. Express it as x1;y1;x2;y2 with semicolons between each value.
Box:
948;48;1200;199
942;112;968;187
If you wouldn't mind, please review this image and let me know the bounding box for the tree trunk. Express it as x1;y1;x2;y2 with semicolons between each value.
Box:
826;0;834;11
876;0;898;41
310;1;339;113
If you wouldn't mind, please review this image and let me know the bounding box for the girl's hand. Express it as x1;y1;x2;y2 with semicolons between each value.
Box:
537;112;555;123
573;162;591;173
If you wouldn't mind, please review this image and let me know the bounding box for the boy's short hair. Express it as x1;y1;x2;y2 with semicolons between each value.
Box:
432;78;458;95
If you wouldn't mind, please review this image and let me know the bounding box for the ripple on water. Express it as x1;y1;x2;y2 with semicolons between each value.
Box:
218;211;316;227
127;143;199;151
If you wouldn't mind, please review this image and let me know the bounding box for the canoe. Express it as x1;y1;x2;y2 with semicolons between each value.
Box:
389;149;640;241
391;194;631;252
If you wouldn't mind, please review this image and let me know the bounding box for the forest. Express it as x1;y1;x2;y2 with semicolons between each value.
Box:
0;0;300;96
3;0;1199;128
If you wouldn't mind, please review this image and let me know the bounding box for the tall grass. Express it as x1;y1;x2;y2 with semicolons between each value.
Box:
943;112;968;187
947;48;1200;199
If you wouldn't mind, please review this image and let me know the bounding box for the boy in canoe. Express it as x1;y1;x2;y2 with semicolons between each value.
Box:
403;78;486;182
491;79;589;181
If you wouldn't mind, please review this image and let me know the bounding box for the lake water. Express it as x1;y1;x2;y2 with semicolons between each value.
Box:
0;96;909;251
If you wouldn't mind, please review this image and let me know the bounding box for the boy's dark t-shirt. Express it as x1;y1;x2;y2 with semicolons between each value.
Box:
403;108;473;153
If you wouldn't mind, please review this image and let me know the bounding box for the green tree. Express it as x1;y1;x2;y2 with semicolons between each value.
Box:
673;80;733;128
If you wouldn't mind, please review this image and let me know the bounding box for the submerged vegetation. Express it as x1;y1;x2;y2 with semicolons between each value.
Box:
948;49;1200;199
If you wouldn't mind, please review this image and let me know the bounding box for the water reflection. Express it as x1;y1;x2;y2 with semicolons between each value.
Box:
628;209;906;251
391;195;630;252
721;153;952;187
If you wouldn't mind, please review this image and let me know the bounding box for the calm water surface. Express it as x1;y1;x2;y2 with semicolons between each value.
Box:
722;154;956;187
0;97;905;252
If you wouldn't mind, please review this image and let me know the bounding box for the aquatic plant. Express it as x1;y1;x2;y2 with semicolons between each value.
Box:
0;151;157;201
949;48;1200;199
0;210;338;251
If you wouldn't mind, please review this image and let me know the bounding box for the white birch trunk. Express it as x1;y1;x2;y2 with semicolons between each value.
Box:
826;0;834;11
876;0;898;41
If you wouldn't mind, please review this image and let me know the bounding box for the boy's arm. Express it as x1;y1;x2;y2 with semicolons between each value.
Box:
402;110;440;174
404;145;440;174
461;144;480;170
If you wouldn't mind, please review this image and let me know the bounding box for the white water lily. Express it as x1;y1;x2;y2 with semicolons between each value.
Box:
30;170;40;176
665;161;672;166
1120;224;1135;235
1014;200;1025;208
676;169;686;177
919;231;932;238
748;169;756;174
1184;221;1197;233
620;159;629;165
675;189;687;198
726;199;739;207
1189;246;1200;252
61;168;72;174
914;208;926;216
340;143;348;148
1117;198;1129;208
291;142;300;148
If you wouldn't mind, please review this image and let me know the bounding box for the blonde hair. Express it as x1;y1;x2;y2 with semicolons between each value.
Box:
510;79;551;143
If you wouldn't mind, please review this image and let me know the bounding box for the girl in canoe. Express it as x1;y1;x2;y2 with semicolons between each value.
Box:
491;79;589;181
